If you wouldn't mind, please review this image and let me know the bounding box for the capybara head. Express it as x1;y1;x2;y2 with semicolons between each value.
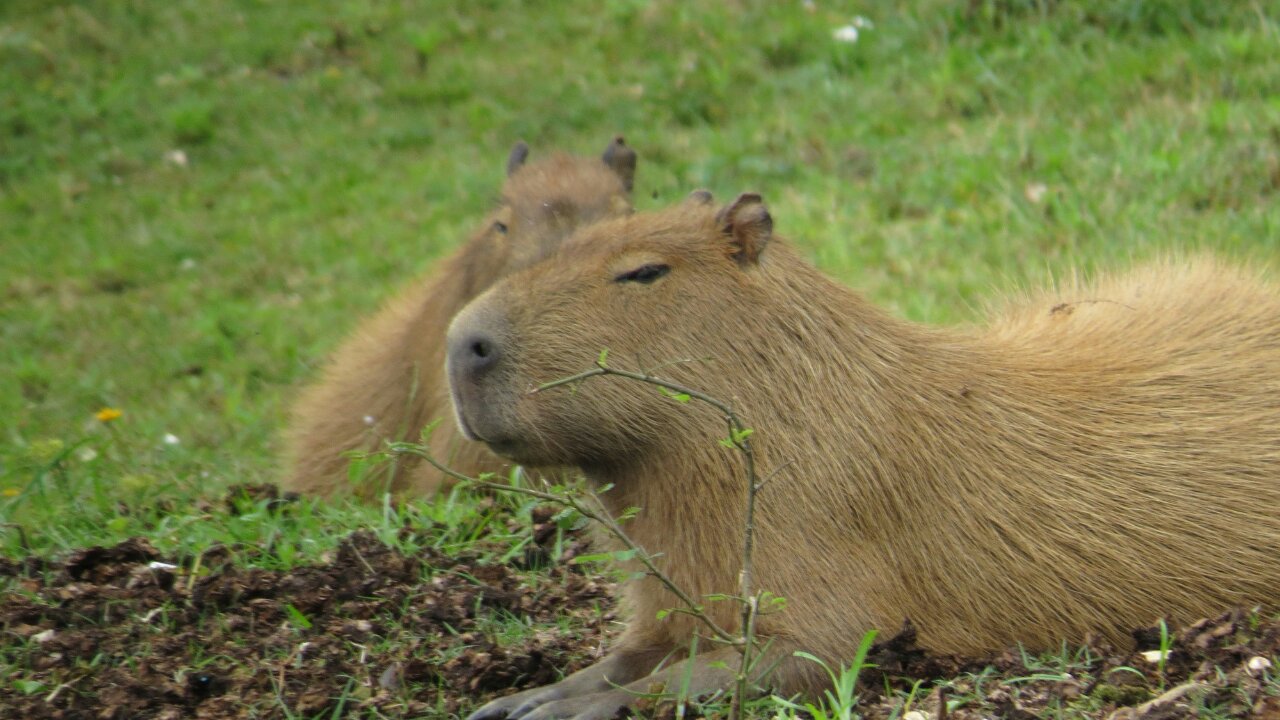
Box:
458;137;637;299
447;192;784;468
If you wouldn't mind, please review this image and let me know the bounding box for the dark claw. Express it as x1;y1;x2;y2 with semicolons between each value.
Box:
467;702;512;720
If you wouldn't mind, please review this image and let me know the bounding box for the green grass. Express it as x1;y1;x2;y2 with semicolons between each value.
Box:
2;0;1279;715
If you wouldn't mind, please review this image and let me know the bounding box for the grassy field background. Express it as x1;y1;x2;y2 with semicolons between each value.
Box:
2;0;1279;715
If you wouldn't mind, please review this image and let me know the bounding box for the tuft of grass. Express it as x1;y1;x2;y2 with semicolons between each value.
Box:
772;631;878;720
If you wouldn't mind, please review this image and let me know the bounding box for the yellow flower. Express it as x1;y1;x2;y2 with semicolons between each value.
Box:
96;407;123;422
2;488;20;497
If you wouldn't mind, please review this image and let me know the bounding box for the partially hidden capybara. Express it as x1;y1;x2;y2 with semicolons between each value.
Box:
281;138;637;499
447;192;1280;718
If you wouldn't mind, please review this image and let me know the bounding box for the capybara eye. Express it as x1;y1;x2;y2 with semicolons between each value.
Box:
491;221;508;235
614;264;670;284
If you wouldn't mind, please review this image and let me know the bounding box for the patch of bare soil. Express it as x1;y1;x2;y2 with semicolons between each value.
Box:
2;489;1277;719
0;495;613;719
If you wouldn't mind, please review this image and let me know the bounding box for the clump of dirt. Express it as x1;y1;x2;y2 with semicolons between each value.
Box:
0;497;613;719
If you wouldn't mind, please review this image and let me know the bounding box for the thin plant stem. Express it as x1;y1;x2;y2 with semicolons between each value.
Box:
399;355;774;719
534;358;768;716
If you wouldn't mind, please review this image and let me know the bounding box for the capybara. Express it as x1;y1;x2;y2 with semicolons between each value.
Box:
282;138;637;498
448;192;1280;718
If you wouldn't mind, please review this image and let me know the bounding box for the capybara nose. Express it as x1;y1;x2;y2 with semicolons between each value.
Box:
451;331;503;381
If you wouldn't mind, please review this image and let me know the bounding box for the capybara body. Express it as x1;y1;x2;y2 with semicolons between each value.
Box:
449;194;1280;718
282;139;636;498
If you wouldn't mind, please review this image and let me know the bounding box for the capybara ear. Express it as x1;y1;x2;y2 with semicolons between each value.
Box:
506;141;530;177
715;192;772;267
687;189;714;205
602;136;637;192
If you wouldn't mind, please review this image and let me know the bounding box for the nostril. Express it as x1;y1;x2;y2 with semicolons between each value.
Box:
456;332;501;378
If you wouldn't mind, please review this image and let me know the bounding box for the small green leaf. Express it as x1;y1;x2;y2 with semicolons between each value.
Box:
571;549;636;565
284;603;313;629
419;419;441;440
655;609;670;620
345;455;369;484
657;387;691;403
570;552;612;565
720;427;755;448
596;348;609;367
14;679;45;695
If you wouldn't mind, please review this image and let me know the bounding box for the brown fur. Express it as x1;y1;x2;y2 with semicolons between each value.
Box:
281;139;636;498
448;193;1280;718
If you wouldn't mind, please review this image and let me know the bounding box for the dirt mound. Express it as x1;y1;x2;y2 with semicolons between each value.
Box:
0;509;613;719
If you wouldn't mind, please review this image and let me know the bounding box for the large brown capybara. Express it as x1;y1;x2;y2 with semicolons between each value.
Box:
281;138;637;499
448;192;1280;719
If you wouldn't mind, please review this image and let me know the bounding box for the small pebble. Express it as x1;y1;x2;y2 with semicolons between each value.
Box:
378;662;403;690
1140;649;1170;663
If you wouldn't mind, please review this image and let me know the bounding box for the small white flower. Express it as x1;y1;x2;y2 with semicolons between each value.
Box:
164;149;188;167
77;447;98;463
179;258;197;271
148;561;178;570
834;15;873;43
833;25;859;43
33;629;56;643
162;433;180;446
363;415;376;426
